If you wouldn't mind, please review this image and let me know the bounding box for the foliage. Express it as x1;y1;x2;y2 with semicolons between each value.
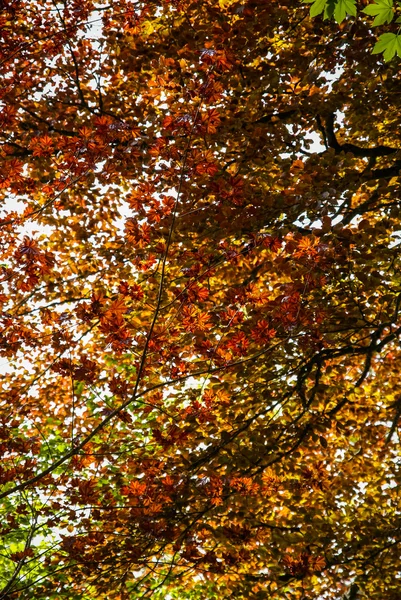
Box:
1;0;401;599
372;31;401;59
362;0;395;27
303;0;357;23
303;0;401;60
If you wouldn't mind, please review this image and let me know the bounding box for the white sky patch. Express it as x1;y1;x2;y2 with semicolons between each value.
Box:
322;65;344;93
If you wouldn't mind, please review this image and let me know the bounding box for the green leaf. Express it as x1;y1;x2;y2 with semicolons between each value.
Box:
306;0;327;17
372;32;401;60
324;0;337;18
74;380;85;396
362;0;394;26
333;0;357;23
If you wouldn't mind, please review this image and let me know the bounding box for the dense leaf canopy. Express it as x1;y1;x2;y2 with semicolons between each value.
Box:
1;1;401;598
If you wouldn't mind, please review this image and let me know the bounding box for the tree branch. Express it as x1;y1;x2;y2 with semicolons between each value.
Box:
324;113;399;158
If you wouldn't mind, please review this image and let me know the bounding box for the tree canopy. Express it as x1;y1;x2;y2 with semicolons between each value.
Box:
1;1;401;598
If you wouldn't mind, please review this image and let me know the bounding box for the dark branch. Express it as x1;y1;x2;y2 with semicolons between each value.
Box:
253;109;298;125
367;160;401;180
324;113;399;158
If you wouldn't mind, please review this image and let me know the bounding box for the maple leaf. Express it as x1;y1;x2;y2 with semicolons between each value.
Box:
123;480;147;497
70;479;99;505
226;331;249;356
363;0;395;27
187;284;209;302
200;108;221;134
251;320;276;343
30;134;54;157
103;298;128;319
